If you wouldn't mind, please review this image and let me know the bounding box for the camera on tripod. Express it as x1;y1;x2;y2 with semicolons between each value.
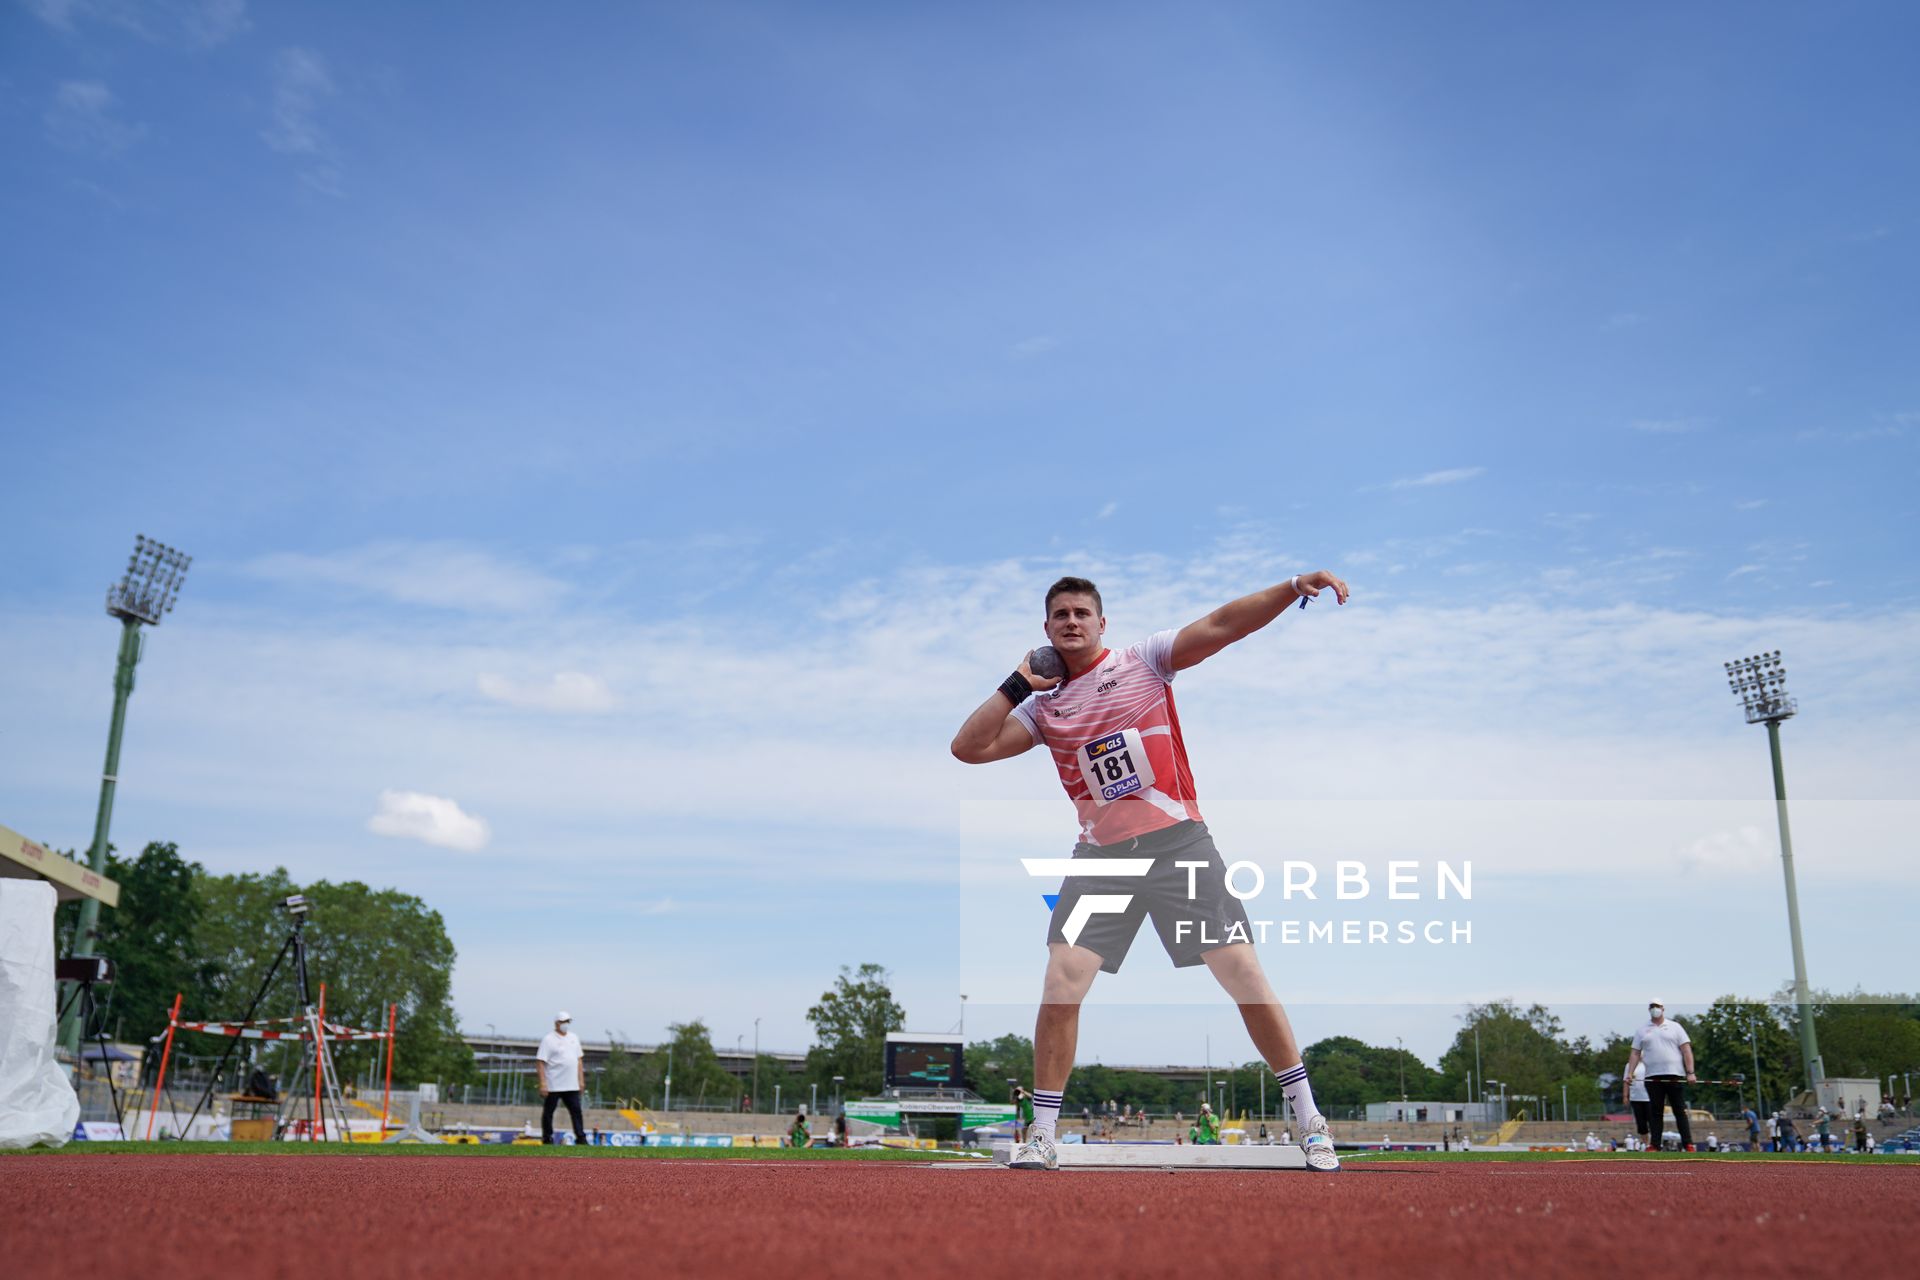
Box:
57;956;116;984
279;894;310;917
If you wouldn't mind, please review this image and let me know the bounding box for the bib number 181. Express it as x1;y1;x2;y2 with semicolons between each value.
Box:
1078;729;1156;805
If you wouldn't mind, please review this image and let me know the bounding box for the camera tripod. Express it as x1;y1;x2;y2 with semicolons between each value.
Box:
181;905;351;1141
55;956;125;1135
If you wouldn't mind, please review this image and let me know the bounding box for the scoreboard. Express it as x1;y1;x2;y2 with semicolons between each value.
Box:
884;1033;964;1090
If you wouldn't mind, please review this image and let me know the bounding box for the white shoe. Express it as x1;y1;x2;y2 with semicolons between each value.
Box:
1302;1114;1340;1172
1008;1131;1059;1171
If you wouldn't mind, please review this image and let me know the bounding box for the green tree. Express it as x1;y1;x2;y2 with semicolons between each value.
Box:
56;842;206;1044
804;963;906;1096
964;1033;1035;1099
1436;1000;1572;1114
1808;989;1920;1088
1688;997;1801;1115
656;1020;739;1108
598;1044;652;1107
193;868;474;1087
1302;1035;1447;1107
1563;1032;1633;1117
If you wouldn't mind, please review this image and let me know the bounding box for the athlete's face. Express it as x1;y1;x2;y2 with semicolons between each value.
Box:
1044;592;1106;658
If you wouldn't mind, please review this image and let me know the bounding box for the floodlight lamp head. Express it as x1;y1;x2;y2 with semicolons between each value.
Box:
106;534;193;625
1724;649;1797;724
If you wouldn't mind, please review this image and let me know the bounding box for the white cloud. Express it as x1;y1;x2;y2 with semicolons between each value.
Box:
1389;466;1484;490
477;671;615;714
244;541;566;613
1795;423;1905;443
367;790;491;852
44;81;145;153
1096;501;1119;520
263;46;341;193
23;0;248;46
1675;826;1769;875
22;0;83;29
1630;417;1708;434
1010;335;1057;359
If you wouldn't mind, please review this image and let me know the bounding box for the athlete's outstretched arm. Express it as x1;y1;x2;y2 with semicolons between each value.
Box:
951;654;1058;763
1170;570;1350;671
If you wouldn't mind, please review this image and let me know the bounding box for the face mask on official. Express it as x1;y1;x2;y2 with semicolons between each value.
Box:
1648;1003;1664;1022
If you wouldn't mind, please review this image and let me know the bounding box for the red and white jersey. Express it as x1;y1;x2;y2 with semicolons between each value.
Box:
1009;630;1203;846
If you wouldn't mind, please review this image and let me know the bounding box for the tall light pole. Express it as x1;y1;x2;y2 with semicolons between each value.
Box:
60;535;191;1054
959;993;968;1038
832;1074;843;1115
1748;1015;1767;1118
486;1023;497;1105
752;1017;761;1112
1725;651;1823;1087
1396;1037;1407;1102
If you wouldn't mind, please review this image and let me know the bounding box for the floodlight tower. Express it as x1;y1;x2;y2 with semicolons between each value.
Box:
59;536;191;1054
1723;650;1822;1089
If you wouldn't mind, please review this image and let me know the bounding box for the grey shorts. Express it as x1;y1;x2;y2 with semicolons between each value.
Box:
1045;821;1254;973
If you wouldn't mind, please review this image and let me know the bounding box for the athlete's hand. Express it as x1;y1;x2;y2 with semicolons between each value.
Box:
1018;654;1064;692
1296;570;1350;605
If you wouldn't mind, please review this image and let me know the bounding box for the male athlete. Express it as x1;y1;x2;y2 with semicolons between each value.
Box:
951;571;1350;1172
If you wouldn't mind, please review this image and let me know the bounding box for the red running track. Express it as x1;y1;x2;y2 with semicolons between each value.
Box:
3;1155;1914;1279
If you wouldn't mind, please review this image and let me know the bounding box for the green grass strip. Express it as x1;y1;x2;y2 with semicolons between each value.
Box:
1;1140;974;1161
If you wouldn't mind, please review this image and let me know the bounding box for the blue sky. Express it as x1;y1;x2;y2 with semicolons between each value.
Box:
3;2;1916;1070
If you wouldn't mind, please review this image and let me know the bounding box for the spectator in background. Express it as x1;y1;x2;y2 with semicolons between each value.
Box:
1743;1105;1760;1151
833;1110;848;1147
535;1012;588;1146
1195;1101;1221;1145
1853;1111;1868;1152
1814;1109;1832;1151
1627;1062;1652;1150
1625;999;1696;1152
1012;1085;1033;1144
1768;1111;1781;1151
788;1109;811;1148
1778;1113;1800;1151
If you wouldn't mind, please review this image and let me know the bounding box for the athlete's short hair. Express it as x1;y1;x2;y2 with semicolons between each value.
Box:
1045;576;1102;615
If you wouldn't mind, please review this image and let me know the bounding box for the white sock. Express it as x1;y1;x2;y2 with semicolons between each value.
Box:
1275;1062;1319;1125
1031;1089;1064;1140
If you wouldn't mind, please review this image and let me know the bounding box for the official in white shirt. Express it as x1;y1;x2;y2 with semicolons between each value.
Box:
1625;998;1696;1151
536;1011;588;1145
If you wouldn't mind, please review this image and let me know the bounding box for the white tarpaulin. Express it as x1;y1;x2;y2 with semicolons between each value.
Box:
0;881;80;1148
